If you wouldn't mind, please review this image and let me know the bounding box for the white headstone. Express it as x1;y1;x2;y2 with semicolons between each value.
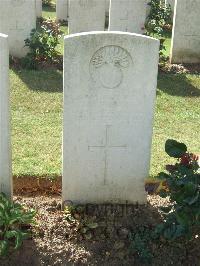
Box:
170;0;200;63
106;0;110;16
109;0;148;34
56;0;68;21
68;0;106;34
36;0;42;17
0;33;12;198
0;0;36;58
63;32;159;204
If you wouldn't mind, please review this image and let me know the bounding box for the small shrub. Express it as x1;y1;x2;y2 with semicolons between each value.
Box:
146;0;171;36
42;0;52;7
23;19;62;69
0;193;36;256
64;205;98;239
145;0;172;62
156;139;200;240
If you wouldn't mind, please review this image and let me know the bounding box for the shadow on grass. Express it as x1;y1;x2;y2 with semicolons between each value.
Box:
13;68;63;93
42;5;56;13
163;29;172;39
157;73;200;97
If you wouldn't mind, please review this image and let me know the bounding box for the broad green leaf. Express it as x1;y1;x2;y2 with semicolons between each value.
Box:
0;240;9;256
5;230;23;250
165;139;187;158
85;222;98;229
157;172;169;180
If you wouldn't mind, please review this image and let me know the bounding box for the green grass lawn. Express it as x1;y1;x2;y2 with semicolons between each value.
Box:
42;0;56;20
10;3;199;178
163;30;172;57
11;68;200;178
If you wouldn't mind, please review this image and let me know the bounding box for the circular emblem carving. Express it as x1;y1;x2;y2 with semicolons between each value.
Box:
90;46;132;89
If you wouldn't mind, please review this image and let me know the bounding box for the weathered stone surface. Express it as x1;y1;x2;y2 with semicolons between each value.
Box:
0;34;12;198
0;0;36;58
109;0;148;34
68;0;106;34
63;32;159;204
56;0;68;21
170;0;200;63
106;0;110;16
35;0;42;17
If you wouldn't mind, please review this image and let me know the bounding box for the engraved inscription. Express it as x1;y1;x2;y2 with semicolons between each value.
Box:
79;0;96;8
90;46;132;89
88;125;127;185
10;21;24;31
12;0;26;7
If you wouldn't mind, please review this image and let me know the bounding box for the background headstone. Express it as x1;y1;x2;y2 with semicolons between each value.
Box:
0;0;36;58
36;0;42;17
0;33;12;198
56;0;68;21
170;0;200;63
63;32;159;204
68;0;106;34
109;0;148;34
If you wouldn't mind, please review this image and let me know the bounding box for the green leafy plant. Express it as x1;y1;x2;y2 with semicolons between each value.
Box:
156;139;200;240
64;205;98;239
129;226;158;264
145;0;172;62
42;0;52;7
23;19;62;69
0;193;36;256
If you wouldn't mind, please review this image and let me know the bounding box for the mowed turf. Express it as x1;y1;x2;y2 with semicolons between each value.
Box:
11;69;200;178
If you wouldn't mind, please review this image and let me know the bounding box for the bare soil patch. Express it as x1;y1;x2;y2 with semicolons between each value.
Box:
1;178;200;266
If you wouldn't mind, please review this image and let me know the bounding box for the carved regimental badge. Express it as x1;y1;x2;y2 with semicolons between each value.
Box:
90;45;132;89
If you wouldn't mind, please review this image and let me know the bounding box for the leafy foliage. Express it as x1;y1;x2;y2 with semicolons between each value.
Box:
64;205;98;240
145;0;172;62
156;139;200;239
22;19;62;69
129;226;158;264
165;139;187;158
42;0;52;7
0;193;36;256
146;0;172;36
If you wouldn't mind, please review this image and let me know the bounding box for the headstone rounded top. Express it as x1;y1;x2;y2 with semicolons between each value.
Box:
64;31;160;44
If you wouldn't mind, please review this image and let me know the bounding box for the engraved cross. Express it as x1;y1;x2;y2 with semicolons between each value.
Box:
10;21;24;31
88;125;127;185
